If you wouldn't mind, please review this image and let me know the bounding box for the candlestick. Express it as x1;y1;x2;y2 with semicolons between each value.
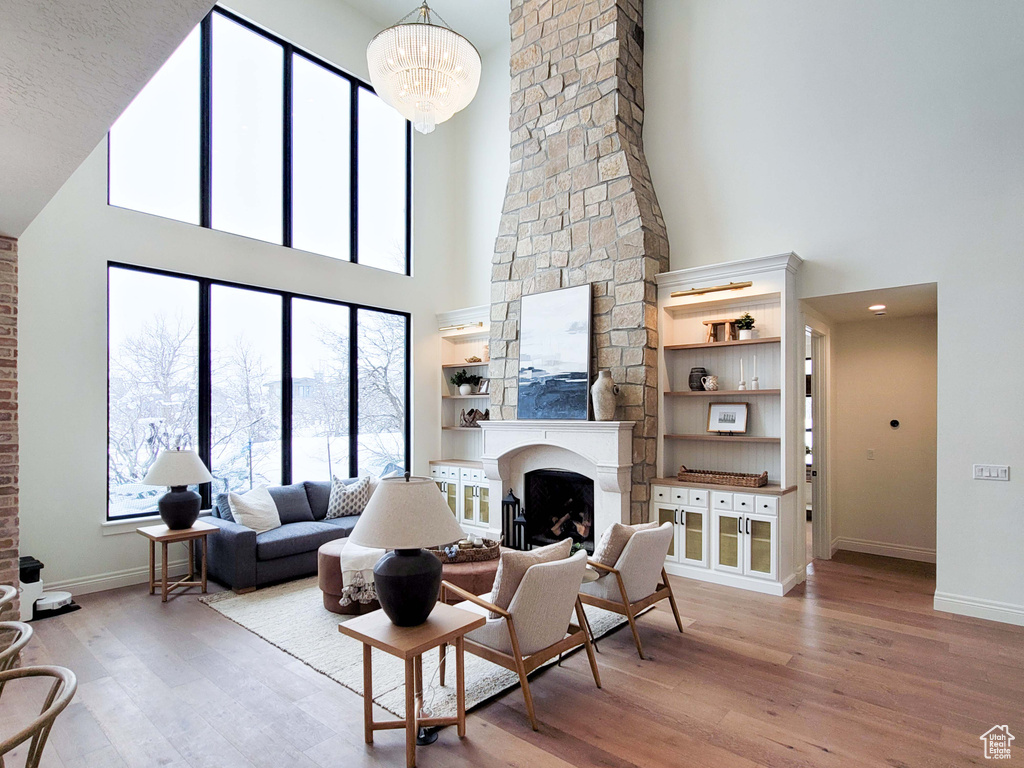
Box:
740;358;744;381
753;355;757;379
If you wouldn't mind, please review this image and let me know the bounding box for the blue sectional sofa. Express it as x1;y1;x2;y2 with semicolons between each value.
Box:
206;479;361;591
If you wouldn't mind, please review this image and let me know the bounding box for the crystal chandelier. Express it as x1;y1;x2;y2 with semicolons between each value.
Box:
366;2;482;134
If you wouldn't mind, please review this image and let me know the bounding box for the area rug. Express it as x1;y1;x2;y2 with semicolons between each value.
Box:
201;577;626;718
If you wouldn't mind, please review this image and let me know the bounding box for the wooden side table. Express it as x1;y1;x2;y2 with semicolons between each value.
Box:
338;603;486;768
137;520;217;602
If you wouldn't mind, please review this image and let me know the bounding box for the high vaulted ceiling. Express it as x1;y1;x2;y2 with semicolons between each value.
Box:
0;0;213;238
338;0;508;53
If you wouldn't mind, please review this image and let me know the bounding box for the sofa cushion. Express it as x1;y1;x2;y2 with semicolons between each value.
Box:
489;538;573;619
592;521;660;568
214;493;234;523
256;521;347;561
304;479;354;520
268;483;315;524
322;515;360;536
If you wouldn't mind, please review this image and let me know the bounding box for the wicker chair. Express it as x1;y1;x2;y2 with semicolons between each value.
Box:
0;665;77;768
580;522;685;659
0;586;33;687
439;549;601;731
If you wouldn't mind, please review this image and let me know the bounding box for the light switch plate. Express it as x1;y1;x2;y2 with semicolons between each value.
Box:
973;464;1010;481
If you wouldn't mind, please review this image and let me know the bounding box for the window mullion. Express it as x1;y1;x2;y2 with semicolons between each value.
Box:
349;305;359;477
349;81;359;265
200;14;213;229
198;279;212;507
283;46;293;248
282;295;293;485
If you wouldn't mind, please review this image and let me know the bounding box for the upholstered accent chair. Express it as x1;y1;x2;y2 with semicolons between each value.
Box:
439;549;601;730
580;522;685;659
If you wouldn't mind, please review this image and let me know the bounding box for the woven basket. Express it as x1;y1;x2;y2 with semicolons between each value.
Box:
428;539;500;564
676;466;768;488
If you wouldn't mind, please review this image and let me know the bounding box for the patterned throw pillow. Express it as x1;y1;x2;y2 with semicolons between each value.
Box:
326;475;372;519
592;520;660;568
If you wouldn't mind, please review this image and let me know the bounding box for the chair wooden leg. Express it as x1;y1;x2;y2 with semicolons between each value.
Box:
506;619;539;731
439;643;446;687
575;598;601;689
663;569;685;634
613;572;645;660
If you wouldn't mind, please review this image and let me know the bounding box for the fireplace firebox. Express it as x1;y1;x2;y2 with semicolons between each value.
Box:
523;469;595;554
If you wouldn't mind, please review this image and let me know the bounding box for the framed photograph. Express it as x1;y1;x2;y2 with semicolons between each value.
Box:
707;402;748;434
517;284;592;420
477;378;490;395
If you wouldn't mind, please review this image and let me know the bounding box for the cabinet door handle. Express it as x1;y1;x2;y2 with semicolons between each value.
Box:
746;518;751;535
737;517;742;534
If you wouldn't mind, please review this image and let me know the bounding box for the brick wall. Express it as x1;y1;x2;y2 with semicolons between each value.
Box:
488;0;669;522
0;236;17;619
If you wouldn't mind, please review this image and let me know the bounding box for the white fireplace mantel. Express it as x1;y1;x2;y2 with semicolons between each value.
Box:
479;420;636;536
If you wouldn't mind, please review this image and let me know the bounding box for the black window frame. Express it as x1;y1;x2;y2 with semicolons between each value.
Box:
106;261;412;521
107;5;413;277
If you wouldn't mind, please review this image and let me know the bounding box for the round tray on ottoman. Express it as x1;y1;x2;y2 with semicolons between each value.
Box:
428;539;500;564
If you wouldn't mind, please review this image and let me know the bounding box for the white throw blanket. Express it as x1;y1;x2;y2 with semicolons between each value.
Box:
339;539;386;606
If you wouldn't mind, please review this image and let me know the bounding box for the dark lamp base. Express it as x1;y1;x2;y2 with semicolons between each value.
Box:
159;486;201;530
373;548;442;627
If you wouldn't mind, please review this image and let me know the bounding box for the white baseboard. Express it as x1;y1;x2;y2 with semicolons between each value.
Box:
934;591;1024;627
832;537;936;563
664;561;788;596
45;559;190;597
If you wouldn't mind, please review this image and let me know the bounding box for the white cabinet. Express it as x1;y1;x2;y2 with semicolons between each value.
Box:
430;463;490;530
712;508;777;581
657;481;787;593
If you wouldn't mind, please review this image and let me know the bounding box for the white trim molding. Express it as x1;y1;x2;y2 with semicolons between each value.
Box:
934;591;1024;627
655;252;803;291
45;559;190;597
832;537;936;563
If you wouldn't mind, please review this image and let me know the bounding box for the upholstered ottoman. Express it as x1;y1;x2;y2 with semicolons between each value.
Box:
440;557;500;605
317;539;382;615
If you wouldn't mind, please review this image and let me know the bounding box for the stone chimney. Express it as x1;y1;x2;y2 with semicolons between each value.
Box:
488;0;669;523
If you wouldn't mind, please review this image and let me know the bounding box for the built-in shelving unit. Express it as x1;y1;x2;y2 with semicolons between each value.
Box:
654;254;804;597
436;305;491;473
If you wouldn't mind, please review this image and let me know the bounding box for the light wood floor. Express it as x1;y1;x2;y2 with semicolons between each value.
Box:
3;552;1022;767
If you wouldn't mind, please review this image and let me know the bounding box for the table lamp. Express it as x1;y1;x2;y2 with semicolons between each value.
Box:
349;474;466;626
142;449;214;530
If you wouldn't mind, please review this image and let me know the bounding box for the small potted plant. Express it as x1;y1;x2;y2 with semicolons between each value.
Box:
450;369;482;395
736;313;756;340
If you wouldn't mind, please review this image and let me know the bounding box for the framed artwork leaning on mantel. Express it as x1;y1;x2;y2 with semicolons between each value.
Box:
517;284;592;420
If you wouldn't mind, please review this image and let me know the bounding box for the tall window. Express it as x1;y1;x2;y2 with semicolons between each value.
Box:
108;7;411;275
107;264;410;520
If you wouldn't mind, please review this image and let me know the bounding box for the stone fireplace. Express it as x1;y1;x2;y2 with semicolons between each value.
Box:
487;0;669;523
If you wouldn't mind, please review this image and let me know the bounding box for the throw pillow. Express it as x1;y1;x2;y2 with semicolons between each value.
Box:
326;475;372;519
488;538;573;619
592;521;660;568
267;483;315;524
227;486;281;534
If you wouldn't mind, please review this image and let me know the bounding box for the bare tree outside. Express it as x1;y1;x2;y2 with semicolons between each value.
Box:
356;308;407;475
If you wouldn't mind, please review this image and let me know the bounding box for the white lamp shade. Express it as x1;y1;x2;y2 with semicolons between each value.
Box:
142;449;214;487
367;16;481;134
349;476;465;550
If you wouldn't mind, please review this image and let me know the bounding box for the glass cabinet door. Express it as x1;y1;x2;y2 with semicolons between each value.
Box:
478;485;489;525
446;481;458;517
745;515;776;579
463;484;475;523
655;504;678;561
714;512;743;573
682;509;705;566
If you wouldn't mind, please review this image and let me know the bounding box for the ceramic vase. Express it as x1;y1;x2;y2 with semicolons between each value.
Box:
591;370;619;421
459;383;473;396
689;367;708;391
738;329;754;340
701;375;719;391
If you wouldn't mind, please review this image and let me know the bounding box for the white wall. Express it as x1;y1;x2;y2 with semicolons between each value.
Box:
831;316;937;561
643;0;1024;623
17;0;465;591
451;40;511;309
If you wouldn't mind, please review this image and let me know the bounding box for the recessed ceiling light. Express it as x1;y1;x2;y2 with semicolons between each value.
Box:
868;304;886;311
